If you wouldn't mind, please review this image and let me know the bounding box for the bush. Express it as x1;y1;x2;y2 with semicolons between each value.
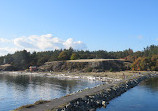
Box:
109;68;113;72
85;67;93;72
70;53;80;60
58;51;69;60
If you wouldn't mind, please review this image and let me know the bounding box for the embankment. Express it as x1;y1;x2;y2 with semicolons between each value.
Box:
15;72;158;111
39;59;130;72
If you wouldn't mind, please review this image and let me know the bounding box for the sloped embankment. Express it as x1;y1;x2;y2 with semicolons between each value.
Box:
39;59;128;72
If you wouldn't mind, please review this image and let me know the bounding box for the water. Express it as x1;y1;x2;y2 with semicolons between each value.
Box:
97;77;158;111
0;73;103;111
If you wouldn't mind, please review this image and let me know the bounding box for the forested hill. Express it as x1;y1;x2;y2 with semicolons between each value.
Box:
0;45;157;71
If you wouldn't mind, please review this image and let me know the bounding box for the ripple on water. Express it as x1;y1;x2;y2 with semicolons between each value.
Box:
0;73;103;111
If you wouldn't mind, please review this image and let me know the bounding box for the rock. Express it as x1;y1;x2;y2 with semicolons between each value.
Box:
89;108;96;111
65;103;72;109
96;100;102;106
102;100;107;107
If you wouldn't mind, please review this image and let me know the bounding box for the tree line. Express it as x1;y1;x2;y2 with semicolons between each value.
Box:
0;45;157;71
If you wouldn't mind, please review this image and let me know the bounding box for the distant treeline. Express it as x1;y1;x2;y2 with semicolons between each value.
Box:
0;45;157;71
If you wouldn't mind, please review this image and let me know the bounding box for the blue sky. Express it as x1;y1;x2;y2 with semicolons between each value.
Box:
0;0;158;55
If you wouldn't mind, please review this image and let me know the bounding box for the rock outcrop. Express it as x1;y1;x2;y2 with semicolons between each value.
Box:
39;59;128;72
0;64;15;71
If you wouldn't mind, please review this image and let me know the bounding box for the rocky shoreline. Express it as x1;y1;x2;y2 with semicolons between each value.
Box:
3;71;123;82
14;72;158;111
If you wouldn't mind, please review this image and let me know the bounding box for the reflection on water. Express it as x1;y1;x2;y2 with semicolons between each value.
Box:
140;77;158;92
0;73;102;111
97;77;158;111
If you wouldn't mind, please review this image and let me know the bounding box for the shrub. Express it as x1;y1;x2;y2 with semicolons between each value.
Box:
70;53;80;60
109;68;113;72
85;67;93;72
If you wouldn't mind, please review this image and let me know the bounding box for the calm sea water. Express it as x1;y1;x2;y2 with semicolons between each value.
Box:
97;77;158;111
0;73;103;111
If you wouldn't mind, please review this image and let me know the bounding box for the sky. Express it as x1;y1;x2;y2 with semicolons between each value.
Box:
0;0;158;56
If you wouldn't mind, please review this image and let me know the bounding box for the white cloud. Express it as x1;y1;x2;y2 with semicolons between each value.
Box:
63;38;86;50
0;38;11;42
0;47;18;56
0;34;86;56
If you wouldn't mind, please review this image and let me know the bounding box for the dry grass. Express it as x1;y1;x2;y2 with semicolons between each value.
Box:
14;100;50;111
66;59;125;63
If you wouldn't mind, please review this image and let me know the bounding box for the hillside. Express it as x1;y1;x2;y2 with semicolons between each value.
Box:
39;59;129;72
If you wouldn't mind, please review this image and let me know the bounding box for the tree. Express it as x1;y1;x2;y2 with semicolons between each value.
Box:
70;53;80;60
131;57;142;71
139;57;150;71
12;50;31;70
37;56;49;66
48;50;61;61
150;55;158;71
58;51;69;60
30;52;37;66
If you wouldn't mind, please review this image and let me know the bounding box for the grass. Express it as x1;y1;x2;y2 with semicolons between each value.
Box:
14;100;50;111
66;59;125;63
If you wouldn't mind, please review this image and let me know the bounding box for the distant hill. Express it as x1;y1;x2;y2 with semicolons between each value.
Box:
39;59;129;72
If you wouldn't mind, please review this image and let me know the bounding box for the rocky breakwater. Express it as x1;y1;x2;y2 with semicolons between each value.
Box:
55;73;158;111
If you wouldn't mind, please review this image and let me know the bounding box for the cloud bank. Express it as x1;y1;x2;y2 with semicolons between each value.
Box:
0;34;86;56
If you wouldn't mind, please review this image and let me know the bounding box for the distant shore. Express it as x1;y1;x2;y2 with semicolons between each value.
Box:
1;70;149;83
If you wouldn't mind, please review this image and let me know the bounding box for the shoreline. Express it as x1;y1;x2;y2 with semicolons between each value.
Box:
11;71;158;111
1;70;146;82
